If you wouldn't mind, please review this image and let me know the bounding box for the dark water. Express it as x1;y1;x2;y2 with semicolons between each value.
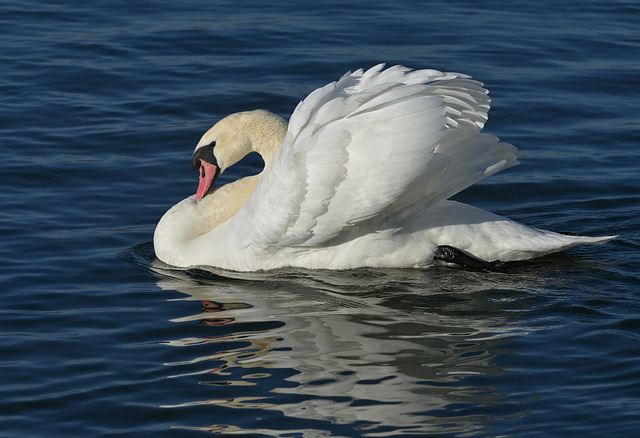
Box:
2;1;639;436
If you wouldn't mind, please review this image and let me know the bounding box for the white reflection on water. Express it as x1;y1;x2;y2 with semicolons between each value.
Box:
150;260;553;436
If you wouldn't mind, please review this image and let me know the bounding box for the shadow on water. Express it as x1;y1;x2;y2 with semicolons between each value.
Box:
122;243;566;436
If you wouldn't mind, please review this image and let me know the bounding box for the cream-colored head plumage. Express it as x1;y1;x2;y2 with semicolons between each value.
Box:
195;110;288;173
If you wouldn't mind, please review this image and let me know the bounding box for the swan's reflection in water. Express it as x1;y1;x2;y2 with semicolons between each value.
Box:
152;261;548;436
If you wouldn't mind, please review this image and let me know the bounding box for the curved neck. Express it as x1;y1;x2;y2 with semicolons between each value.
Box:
154;110;289;267
243;110;288;166
154;174;262;266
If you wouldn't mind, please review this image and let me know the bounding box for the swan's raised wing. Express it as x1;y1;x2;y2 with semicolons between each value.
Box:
237;64;518;247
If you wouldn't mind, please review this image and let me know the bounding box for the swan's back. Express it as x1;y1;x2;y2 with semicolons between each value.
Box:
239;64;518;248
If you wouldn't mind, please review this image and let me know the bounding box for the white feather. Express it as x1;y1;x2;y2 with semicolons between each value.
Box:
154;65;615;271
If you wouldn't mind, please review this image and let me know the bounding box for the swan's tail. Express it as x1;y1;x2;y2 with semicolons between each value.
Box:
421;201;617;262
477;230;617;262
544;233;617;251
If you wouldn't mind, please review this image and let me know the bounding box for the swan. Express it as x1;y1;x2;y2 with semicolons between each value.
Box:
154;64;615;271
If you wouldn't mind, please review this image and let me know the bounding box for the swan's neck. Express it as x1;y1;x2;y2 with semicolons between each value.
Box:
154;174;262;266
154;110;288;267
241;109;288;167
201;173;262;228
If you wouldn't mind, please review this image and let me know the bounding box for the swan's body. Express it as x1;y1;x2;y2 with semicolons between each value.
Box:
154;65;614;271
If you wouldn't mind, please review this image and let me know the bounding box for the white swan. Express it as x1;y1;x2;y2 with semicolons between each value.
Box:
154;64;615;271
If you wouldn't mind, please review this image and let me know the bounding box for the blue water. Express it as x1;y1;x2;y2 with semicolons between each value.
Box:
2;0;639;436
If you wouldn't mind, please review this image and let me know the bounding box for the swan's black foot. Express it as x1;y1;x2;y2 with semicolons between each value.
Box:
434;245;544;273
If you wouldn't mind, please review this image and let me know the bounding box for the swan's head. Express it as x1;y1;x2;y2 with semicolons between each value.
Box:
191;112;252;201
191;110;287;201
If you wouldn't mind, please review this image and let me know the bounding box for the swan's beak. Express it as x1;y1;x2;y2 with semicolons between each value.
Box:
196;159;220;202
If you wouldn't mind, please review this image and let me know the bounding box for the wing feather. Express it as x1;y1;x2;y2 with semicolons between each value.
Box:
237;65;518;247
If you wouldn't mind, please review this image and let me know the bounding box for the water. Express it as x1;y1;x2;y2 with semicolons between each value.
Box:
1;0;639;436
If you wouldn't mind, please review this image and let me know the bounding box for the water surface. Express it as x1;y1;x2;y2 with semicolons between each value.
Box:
1;1;639;436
